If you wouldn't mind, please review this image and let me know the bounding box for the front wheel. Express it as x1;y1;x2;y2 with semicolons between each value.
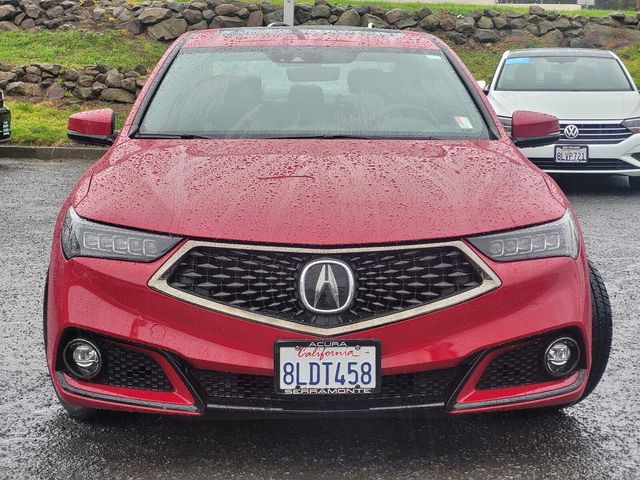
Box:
56;390;98;421
628;176;640;190
581;260;612;399
526;260;612;414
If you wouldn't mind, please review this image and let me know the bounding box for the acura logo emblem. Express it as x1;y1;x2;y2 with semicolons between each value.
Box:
299;259;355;314
564;124;579;139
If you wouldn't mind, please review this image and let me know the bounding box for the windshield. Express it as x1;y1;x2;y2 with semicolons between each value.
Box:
495;55;633;92
138;47;489;140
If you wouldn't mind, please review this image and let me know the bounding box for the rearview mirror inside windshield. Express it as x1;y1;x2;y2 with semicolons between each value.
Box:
287;66;341;82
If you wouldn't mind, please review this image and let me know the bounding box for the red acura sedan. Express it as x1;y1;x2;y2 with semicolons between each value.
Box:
46;26;612;420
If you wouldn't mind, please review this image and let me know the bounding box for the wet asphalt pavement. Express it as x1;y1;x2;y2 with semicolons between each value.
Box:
1;158;639;480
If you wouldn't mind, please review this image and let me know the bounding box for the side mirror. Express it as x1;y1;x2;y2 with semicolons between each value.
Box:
67;109;117;146
511;110;560;149
477;80;487;91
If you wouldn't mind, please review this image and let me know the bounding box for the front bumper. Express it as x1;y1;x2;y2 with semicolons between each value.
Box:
523;132;640;175
46;241;592;416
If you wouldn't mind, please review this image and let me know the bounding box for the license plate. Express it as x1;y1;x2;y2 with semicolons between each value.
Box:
275;340;380;394
555;146;588;163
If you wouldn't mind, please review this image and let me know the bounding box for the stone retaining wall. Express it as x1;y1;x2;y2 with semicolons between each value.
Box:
0;62;148;103
1;0;640;47
3;1;640;104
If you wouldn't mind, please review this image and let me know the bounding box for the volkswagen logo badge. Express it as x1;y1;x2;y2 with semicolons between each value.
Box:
563;124;580;139
299;259;355;314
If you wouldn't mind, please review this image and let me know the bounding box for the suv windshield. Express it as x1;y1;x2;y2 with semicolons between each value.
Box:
138;47;488;140
496;55;633;92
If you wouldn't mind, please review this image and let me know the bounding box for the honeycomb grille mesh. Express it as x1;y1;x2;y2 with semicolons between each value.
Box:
166;245;484;328
91;339;173;392
192;367;464;410
476;338;553;390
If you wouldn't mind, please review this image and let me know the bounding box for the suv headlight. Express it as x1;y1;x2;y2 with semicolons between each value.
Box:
61;207;182;262
468;210;580;262
622;117;640;134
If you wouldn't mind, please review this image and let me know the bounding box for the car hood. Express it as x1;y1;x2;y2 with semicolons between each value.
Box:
489;91;640;120
76;138;566;245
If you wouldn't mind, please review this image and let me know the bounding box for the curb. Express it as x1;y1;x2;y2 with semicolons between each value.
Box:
0;145;108;161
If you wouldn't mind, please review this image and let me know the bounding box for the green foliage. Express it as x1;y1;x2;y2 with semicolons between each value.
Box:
6;101;84;144
615;43;640;88
271;0;634;17
455;44;505;84
0;30;167;70
3;23;640;144
6;101;126;144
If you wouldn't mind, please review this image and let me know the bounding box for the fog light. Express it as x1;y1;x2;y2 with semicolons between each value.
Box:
63;339;102;379
544;337;580;377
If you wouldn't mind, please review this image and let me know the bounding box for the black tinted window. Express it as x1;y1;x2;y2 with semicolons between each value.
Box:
496;56;633;92
139;47;489;140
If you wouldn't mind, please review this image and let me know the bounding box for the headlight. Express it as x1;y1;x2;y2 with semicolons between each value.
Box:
497;115;512;135
622;117;640;134
61;207;182;262
467;210;580;262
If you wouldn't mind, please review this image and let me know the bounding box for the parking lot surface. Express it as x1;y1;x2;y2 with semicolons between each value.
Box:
1;158;639;479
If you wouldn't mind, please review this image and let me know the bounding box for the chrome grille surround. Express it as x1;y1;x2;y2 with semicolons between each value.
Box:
557;121;633;145
148;240;501;336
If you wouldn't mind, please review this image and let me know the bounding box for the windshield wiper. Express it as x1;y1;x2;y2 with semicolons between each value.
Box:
135;133;216;140
134;133;439;140
254;134;382;140
256;134;441;140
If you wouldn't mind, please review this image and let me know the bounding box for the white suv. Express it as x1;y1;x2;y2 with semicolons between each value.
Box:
483;48;640;189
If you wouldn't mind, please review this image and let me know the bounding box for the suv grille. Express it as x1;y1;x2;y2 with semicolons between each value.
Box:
165;245;484;329
530;158;638;171
191;367;465;410
557;122;632;145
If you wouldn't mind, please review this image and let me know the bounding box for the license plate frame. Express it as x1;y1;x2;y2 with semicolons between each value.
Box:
554;145;589;164
274;340;381;395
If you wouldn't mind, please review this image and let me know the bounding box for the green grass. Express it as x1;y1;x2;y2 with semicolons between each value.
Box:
0;30;167;70
6;101;84;144
6;101;128;144
456;43;506;83
615;43;640;86
4;29;640;144
0;3;632;73
128;0;635;17
269;0;634;17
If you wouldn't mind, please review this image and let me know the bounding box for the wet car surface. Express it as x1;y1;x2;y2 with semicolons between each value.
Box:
1;158;639;479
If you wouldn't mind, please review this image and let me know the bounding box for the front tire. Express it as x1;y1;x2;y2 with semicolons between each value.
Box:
581;260;613;399
526;260;612;414
56;391;98;421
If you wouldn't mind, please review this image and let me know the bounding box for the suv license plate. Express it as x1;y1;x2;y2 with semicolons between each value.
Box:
275;340;380;395
555;146;588;163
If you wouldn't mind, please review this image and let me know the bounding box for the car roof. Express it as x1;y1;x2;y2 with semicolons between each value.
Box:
181;26;440;50
506;48;616;59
